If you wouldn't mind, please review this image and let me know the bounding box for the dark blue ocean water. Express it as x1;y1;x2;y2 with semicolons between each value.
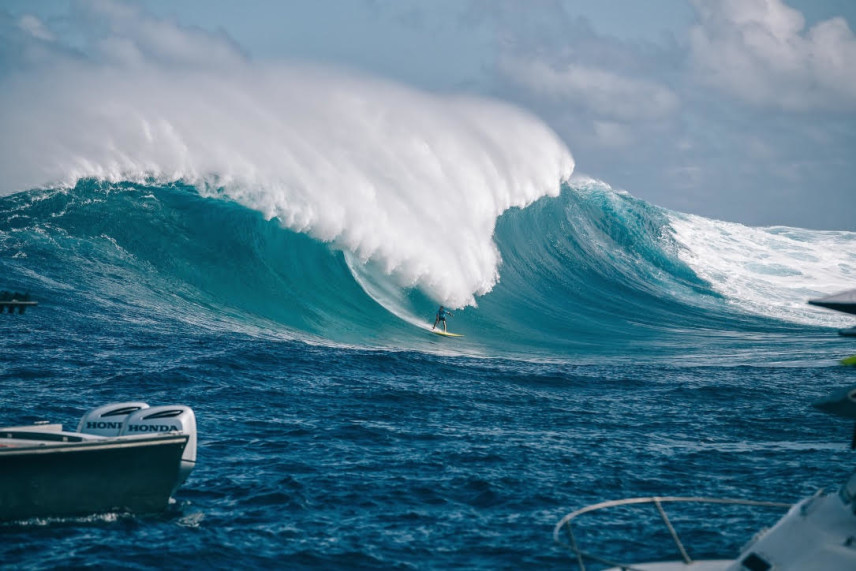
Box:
2;182;855;569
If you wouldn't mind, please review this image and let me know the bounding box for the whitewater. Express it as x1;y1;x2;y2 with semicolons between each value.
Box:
3;3;856;569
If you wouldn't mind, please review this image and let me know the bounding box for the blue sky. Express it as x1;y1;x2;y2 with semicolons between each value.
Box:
2;0;855;230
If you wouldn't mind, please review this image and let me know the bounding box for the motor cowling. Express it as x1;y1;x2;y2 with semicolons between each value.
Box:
122;405;197;485
77;402;150;436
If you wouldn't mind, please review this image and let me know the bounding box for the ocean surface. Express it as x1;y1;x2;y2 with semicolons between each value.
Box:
2;179;856;569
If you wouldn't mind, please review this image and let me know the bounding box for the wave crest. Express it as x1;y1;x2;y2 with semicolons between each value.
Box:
1;63;573;307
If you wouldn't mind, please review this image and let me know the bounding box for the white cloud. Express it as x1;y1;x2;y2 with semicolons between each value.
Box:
56;0;247;69
690;0;856;110
17;15;54;41
498;55;678;122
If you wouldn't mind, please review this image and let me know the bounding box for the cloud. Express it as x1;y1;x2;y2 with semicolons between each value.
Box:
18;14;54;41
497;55;678;122
0;0;246;72
690;0;856;110
79;0;247;68
467;2;681;155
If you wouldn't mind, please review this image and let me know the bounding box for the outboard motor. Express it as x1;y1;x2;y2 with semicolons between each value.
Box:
122;405;197;486
77;402;150;436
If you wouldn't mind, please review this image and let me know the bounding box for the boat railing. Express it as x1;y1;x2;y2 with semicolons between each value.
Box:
553;496;791;570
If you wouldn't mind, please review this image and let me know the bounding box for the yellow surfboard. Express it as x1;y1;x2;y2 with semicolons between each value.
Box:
431;330;463;337
840;354;856;366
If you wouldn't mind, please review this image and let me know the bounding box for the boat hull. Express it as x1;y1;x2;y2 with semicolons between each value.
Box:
0;434;189;521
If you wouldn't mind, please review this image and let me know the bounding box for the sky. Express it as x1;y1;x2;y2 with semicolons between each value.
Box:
1;0;855;231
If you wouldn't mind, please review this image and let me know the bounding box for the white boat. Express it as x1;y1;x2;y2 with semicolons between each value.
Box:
0;402;197;521
808;288;856;316
808;289;856;335
554;385;856;570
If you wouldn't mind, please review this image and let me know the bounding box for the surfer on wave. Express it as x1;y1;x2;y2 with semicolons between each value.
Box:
433;306;454;332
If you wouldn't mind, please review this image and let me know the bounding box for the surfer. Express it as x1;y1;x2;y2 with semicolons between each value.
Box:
432;306;454;332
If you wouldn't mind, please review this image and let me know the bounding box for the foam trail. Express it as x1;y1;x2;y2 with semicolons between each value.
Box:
0;3;574;308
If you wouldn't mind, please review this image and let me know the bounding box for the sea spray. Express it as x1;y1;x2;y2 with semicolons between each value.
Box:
1;62;573;307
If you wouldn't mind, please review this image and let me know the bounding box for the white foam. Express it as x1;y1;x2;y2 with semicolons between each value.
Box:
0;64;573;308
670;212;856;326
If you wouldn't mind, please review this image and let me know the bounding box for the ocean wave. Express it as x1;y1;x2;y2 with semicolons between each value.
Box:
3;179;854;361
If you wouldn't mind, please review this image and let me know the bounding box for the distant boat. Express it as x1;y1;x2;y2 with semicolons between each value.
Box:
0;291;37;314
808;288;856;316
0;402;196;522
